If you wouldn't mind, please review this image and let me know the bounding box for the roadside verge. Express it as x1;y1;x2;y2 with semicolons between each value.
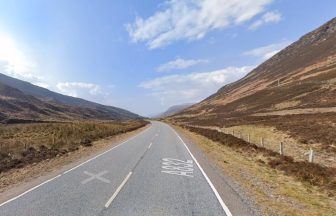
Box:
171;124;261;216
0;123;151;204
172;124;336;216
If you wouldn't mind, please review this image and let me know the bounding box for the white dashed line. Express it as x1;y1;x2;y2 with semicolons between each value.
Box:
104;172;133;208
0;126;152;207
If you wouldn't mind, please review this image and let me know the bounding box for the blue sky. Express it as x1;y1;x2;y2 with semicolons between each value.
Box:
0;0;335;116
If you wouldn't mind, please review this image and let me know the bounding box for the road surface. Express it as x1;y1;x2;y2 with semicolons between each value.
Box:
0;122;237;216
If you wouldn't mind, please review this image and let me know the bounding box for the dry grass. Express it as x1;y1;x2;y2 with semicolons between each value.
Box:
234;124;335;168
253;107;336;116
273;100;301;110
172;112;336;153
176;125;336;215
0;120;148;172
182;125;336;193
220;125;336;168
0;124;149;196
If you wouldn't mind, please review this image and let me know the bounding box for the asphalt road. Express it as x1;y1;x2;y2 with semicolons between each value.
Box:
0;121;234;216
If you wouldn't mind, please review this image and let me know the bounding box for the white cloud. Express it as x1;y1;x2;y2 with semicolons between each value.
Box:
157;58;208;72
243;41;291;60
139;66;253;105
55;82;123;110
126;0;274;49
249;11;281;30
34;82;50;89
0;33;40;81
56;82;103;98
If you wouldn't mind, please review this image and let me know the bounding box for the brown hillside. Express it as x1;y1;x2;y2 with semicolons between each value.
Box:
0;82;130;123
182;17;336;116
170;17;336;165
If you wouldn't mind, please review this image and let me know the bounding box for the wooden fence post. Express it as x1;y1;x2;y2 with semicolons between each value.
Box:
279;142;284;155
248;134;250;142
308;149;314;163
261;137;264;147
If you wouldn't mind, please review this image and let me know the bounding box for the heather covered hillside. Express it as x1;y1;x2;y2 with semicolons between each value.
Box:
170;17;336;167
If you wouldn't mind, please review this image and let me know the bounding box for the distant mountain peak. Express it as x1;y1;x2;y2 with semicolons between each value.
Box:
155;103;194;118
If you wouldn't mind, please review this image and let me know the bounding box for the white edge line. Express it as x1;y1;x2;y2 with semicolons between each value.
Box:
0;174;61;207
104;171;133;208
0;125;152;207
171;127;233;216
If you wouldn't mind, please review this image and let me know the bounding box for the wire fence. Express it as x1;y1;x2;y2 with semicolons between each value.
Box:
221;128;316;163
184;124;336;168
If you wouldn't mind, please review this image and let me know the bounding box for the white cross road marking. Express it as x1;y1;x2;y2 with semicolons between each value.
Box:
81;170;111;184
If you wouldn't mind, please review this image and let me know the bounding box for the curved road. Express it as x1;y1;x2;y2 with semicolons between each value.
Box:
0;122;240;216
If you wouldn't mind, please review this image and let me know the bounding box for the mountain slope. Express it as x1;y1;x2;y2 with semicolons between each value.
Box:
0;73;140;120
0;82;135;123
170;17;336;153
175;17;336;117
155;103;193;118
